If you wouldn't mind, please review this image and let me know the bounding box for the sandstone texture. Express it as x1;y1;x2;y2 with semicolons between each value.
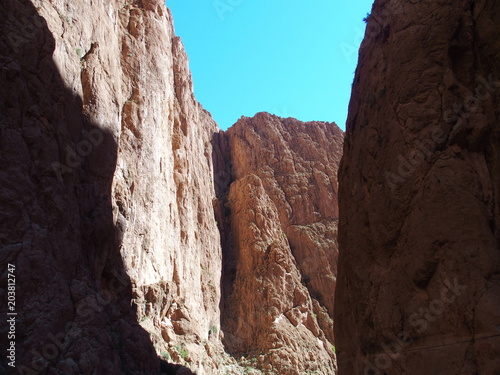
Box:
335;1;500;374
216;113;343;374
0;0;220;373
0;0;343;374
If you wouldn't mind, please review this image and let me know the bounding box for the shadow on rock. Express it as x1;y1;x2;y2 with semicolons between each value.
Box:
0;1;193;374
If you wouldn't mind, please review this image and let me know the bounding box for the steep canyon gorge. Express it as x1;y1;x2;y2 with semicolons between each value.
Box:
0;0;499;375
0;0;341;374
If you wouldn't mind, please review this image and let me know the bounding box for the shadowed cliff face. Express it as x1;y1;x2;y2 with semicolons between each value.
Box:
335;0;500;374
0;0;200;373
0;0;177;373
1;1;343;374
9;0;498;373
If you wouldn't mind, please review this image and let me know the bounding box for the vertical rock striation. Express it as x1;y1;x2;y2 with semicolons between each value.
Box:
0;0;162;373
1;0;221;373
0;0;343;374
216;113;343;374
335;0;500;374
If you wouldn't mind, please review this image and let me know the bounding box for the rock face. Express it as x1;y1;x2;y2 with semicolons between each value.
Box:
0;0;220;373
216;114;343;374
0;0;160;373
227;114;343;318
335;1;500;374
0;1;343;374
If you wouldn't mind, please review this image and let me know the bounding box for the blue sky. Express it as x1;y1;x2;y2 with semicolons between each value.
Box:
166;1;374;130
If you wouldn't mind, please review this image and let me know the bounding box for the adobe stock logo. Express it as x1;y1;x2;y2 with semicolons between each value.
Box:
15;270;130;374
5;11;46;53
51;127;104;183
272;106;296;119
384;74;500;192
213;0;244;21
340;3;405;63
363;278;467;375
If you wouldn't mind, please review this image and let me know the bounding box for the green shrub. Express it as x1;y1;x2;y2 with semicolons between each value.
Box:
175;344;188;360
161;351;170;361
209;325;218;336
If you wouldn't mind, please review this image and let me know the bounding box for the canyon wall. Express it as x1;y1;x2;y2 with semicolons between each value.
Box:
215;113;343;374
335;0;500;374
1;0;222;373
0;1;342;374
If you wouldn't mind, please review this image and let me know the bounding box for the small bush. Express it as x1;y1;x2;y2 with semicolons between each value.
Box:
161;351;170;361
209;325;218;336
175;344;188;360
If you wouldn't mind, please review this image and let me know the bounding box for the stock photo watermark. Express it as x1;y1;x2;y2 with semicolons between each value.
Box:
340;27;364;64
384;74;500;192
272;106;296;119
363;277;467;375
6;14;44;52
51;127;103;183
341;3;404;63
13;269;129;374
6;263;17;369
213;0;244;21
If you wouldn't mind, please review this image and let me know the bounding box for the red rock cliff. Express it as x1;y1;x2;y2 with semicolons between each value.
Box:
0;0;223;373
335;0;500;374
215;113;343;374
0;1;343;374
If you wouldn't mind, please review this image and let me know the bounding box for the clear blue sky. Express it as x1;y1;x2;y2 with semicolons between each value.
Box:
166;1;374;130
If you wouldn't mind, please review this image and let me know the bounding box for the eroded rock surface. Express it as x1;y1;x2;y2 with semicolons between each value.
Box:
335;1;500;374
217;113;344;374
0;1;343;374
0;0;221;373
